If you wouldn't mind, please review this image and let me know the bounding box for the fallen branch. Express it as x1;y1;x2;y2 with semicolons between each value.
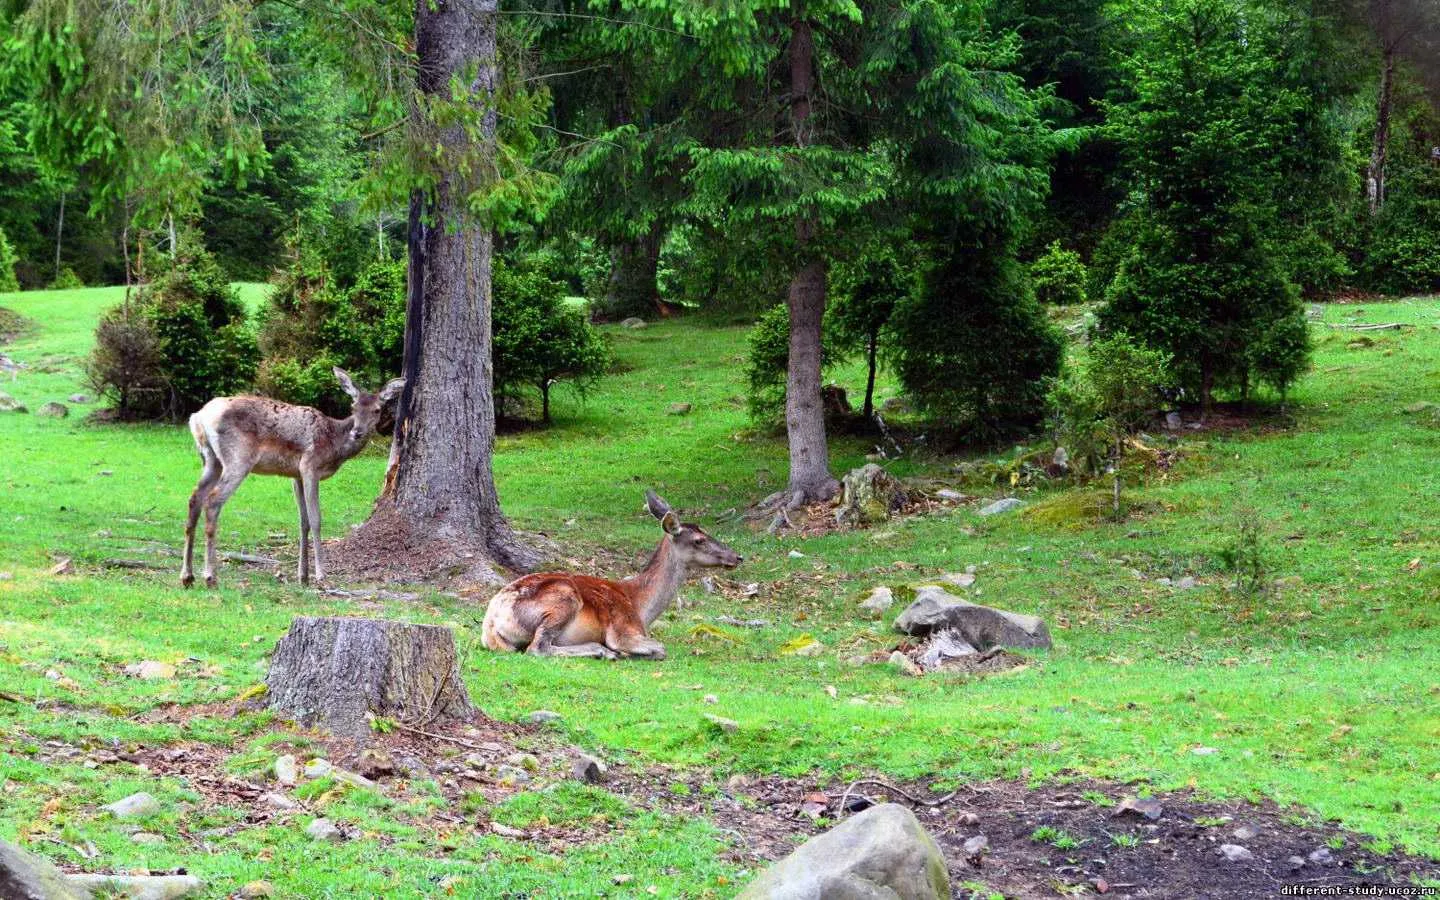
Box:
834;778;958;817
102;558;169;571
392;720;496;754
1324;322;1407;331
224;551;281;566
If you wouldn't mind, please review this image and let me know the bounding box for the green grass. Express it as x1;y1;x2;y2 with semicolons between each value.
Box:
2;285;1440;896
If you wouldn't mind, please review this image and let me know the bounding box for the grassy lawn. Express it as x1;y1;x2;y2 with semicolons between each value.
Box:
2;285;1439;896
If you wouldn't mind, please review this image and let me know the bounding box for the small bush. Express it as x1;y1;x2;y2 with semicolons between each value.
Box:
744;303;844;426
1029;241;1088;306
48;265;84;290
86;246;258;420
0;228;18;293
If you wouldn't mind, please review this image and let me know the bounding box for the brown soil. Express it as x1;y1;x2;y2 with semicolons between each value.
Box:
0;307;29;344
321;505;553;587
26;706;1436;897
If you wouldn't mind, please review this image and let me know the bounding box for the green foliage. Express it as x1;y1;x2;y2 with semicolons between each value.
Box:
87;246;257;419
0;227;18;292
1362;154;1440;295
1097;0;1313;404
1217;506;1269;600
1029;241;1087;306
889;250;1063;437
744;303;845;426
1048;333;1173;476
48;266;83;290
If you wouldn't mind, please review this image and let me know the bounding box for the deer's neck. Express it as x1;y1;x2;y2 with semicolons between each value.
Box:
326;416;370;462
625;537;689;627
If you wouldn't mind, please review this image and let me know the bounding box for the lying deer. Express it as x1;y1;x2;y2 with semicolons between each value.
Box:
481;491;741;659
180;368;404;589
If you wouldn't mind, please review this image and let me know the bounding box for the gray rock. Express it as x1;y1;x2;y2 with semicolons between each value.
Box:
36;402;68;418
1051;446;1069;473
978;497;1024;516
130;832;165;846
1;837;87;899
962;834;989;856
273;754;298;786
305;818;343;842
238;881;275;898
0;392;27;413
667;402;692;416
1286;855;1307;871
67;394;91;405
892;586;1051;651
65;874;202;900
102;792;160;820
1175;576;1197;590
916;630;978;670
505;752;540;773
1113;797;1164;821
1308;847;1335;867
888;651;922;677
835;464;907;526
940;571;975;589
880;396;911;414
528;710;562;725
303;758;332;779
1231;825;1259;841
736;803;949;900
858;586;895;619
1164;411;1183;430
704;713;739;733
935;489;965;502
260;792;299;811
494;765;531;785
1218;844;1254;862
572;753;608;784
619;317;646;329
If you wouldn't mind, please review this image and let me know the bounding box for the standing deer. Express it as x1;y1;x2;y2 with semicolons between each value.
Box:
481;491;742;659
180;368;404;589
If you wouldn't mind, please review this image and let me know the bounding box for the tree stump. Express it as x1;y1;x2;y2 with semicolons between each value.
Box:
266;616;474;741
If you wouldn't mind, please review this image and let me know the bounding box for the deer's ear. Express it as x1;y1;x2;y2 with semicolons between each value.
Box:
660;511;681;535
378;378;406;403
333;367;360;400
645;490;671;520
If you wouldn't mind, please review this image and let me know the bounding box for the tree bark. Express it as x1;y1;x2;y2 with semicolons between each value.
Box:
266;616;474;743
353;0;538;576
1366;47;1395;215
782;9;838;503
863;333;878;420
605;225;663;319
53;192;65;282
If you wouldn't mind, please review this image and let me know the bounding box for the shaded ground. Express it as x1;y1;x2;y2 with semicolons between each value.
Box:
27;704;1437;898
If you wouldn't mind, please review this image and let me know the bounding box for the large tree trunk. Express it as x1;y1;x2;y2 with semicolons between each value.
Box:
266;616;474;742
1367;47;1395;215
782;10;838;504
343;0;538;580
605;224;663;319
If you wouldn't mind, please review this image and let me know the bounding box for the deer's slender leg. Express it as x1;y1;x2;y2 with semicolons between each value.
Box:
526;595;619;660
201;467;250;589
181;455;222;588
293;478;310;585
607;625;667;660
301;471;324;583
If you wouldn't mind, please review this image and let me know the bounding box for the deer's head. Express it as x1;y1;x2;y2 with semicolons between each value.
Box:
334;367;405;442
646;490;742;570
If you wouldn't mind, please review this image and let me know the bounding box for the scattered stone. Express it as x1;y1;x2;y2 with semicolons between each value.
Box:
124;661;176;680
571;753;608;784
330;768;377;790
1218;844;1254;862
619;317;646;329
463;753;488;769
238;881;275;898
962;834;989;857
956;812;980;827
1231;825;1259;841
103;792;160;820
915;630;978;670
704;713;739;733
494;765;531;786
505;753;540;773
303;759;332;779
888;651;923;677
834;463;907;526
68;394;91;405
305;818;343;842
702;694;717;704
858;586;895;619
273;755;298;786
528;710;562;726
788;549;806;559
0;572;11;581
700;576;717;594
1049;446;1070;476
1404;401;1436;414
354;748;395;779
978;497;1024;516
1176;576;1197;590
1113;797;1163;821
48;558;73;576
1;837;86;899
893;586;1051;651
940;571;976;589
936;489;964;502
781;635;825;657
1286;855;1307;872
1309;847;1336;867
130;833;165;846
65;873;202;899
0;392;26;414
260;792;299;811
491;822;526;839
36;402;68;418
1164;411;1183;430
716;616;769;628
1192;746;1219;756
667;402;692;416
736;804;949;900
